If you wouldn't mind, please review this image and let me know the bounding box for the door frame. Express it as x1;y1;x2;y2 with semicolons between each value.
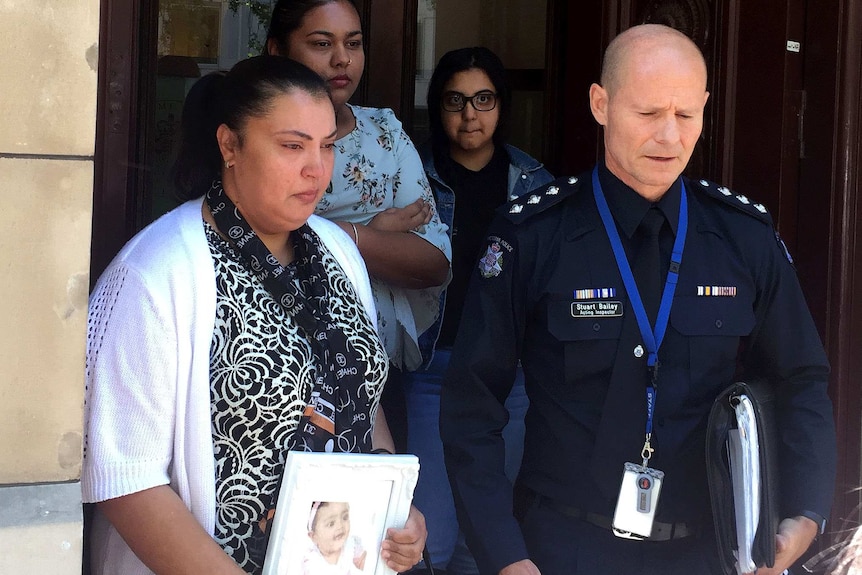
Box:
91;0;158;282
823;0;862;528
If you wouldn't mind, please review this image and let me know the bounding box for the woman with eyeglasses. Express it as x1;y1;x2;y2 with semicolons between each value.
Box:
404;47;554;575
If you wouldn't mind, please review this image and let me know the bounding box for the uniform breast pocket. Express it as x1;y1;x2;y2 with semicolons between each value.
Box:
670;295;755;396
546;299;624;395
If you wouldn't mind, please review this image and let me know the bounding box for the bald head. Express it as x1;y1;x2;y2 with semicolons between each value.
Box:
600;24;707;95
589;23;710;200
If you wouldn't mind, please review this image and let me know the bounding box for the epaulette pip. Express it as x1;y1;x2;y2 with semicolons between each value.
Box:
691;178;773;225
502;175;583;224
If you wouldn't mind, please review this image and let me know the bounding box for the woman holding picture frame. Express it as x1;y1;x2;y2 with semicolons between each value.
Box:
81;55;425;575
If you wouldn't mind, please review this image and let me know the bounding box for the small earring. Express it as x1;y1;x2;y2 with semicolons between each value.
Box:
225;160;232;169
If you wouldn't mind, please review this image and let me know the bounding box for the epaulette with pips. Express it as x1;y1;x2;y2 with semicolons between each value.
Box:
692;178;797;264
502;175;584;224
691;178;773;225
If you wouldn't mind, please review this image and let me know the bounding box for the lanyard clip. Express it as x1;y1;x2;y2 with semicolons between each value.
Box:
641;433;654;467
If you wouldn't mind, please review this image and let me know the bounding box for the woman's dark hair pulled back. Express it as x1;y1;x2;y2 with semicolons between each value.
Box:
266;0;360;56
172;55;330;200
426;46;512;157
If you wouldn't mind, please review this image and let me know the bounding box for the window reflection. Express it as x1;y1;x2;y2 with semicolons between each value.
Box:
150;2;268;223
158;0;223;64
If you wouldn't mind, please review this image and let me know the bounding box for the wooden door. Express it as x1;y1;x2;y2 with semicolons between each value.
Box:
803;0;862;537
353;0;416;125
542;0;605;177
730;0;805;254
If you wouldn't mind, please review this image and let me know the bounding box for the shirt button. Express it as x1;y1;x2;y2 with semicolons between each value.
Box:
715;319;723;328
521;174;527;179
593;322;601;332
634;345;644;358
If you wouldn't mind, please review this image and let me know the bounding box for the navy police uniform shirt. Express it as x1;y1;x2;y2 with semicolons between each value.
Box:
439;164;836;574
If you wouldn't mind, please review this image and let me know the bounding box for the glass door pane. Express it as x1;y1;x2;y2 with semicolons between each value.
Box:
412;0;548;160
158;0;223;64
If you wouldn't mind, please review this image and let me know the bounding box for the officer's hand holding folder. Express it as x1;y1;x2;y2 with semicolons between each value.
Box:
707;381;779;575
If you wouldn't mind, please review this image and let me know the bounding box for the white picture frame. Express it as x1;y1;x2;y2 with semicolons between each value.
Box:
261;452;420;575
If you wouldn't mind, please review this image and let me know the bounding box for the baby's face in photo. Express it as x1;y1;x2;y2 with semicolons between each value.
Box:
310;502;351;557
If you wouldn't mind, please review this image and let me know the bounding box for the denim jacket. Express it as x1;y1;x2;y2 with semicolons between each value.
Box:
417;143;554;367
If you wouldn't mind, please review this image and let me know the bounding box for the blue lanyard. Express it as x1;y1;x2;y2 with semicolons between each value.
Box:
591;168;688;462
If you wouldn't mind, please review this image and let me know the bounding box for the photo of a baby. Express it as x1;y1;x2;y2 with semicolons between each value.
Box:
261;453;418;575
302;501;367;575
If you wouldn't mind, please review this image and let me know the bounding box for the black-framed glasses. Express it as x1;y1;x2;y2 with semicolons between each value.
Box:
441;90;498;112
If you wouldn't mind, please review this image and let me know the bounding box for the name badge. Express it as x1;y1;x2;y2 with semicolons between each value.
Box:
570;300;623;318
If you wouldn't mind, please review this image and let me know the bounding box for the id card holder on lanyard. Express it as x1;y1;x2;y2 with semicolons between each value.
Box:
588;168;689;540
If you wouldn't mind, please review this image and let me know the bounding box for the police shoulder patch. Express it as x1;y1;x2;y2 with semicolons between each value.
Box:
502;175;583;224
478;241;504;278
691;177;773;225
478;236;515;278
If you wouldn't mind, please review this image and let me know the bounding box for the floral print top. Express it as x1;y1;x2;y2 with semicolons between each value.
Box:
316;105;452;370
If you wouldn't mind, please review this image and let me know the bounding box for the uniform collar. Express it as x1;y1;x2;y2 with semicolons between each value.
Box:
598;162;682;239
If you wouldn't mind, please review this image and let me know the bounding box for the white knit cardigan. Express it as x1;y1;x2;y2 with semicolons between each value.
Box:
81;198;377;574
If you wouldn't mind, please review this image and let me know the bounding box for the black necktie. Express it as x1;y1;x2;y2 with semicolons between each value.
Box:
634;207;666;325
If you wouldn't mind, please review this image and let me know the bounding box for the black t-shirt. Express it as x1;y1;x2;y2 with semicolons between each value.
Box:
436;146;510;347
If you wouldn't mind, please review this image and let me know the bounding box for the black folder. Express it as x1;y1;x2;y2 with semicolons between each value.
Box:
706;380;779;575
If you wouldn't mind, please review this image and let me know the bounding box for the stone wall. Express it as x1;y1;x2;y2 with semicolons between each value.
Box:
0;1;98;572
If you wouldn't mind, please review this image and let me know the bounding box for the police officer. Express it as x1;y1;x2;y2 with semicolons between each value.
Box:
439;24;835;575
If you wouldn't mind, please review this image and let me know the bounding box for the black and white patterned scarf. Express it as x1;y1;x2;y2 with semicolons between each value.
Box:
206;181;376;454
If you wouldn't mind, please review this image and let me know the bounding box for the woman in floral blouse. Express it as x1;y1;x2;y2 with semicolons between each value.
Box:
266;0;452;449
